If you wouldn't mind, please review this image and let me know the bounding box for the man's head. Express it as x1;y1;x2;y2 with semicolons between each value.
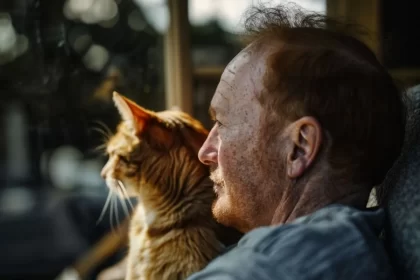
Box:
198;4;406;233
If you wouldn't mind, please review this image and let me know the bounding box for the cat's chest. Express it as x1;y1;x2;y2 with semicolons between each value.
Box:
128;205;157;251
127;206;162;278
136;201;158;224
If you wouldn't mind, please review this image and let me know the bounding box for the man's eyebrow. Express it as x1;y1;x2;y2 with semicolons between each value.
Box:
209;107;216;121
227;69;235;75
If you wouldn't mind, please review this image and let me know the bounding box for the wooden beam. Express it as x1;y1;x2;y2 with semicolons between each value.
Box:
164;0;193;115
193;66;224;80
327;0;381;59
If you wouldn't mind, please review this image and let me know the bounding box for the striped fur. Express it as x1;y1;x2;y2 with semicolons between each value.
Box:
101;92;240;280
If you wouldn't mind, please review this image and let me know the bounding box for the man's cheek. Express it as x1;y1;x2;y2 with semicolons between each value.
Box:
218;146;235;169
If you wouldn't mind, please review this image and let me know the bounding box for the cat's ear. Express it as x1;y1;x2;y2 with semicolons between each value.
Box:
113;91;175;148
112;91;152;133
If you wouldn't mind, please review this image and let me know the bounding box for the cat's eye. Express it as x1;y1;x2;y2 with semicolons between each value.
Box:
119;155;130;164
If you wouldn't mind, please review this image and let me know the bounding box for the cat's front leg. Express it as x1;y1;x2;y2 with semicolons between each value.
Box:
97;256;128;280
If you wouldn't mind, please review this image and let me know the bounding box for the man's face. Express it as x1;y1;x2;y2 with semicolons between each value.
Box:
198;46;285;232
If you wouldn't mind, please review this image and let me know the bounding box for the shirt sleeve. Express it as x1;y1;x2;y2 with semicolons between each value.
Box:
186;206;395;280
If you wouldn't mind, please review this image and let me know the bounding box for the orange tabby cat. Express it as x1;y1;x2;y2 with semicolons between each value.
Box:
100;92;240;280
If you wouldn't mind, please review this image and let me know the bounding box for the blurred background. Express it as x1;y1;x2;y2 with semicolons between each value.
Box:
0;0;419;279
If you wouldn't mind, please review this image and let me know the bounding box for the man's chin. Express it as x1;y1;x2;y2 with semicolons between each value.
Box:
212;195;249;233
212;195;233;227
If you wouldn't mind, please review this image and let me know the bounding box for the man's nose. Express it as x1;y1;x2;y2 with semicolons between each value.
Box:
198;129;218;165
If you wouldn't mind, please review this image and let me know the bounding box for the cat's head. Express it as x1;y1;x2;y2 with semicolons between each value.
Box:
101;92;210;201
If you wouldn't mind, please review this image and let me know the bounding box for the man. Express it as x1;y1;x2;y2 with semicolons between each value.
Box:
189;4;405;280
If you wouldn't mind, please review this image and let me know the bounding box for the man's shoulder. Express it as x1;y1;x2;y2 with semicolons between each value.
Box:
240;204;385;253
188;205;395;280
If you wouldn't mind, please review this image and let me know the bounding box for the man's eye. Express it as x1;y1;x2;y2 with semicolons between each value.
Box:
214;120;223;127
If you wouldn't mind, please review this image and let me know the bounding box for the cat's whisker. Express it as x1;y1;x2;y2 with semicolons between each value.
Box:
93;120;113;137
96;191;113;225
116;184;130;218
91;127;112;142
88;143;108;156
117;194;130;218
91;130;111;155
93;142;108;152
118;180;135;211
114;191;121;230
110;193;118;234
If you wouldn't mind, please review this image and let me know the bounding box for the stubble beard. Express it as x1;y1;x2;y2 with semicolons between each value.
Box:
209;166;231;223
209;166;226;195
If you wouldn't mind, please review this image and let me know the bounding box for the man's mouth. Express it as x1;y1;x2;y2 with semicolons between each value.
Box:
209;167;225;194
211;180;225;195
213;184;221;193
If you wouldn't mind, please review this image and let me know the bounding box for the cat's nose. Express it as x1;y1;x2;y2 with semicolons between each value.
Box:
100;164;109;179
100;168;107;179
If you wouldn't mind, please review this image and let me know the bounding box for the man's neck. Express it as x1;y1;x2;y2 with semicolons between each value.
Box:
271;178;371;225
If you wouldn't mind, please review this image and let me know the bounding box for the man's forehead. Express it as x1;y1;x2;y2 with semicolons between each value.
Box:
210;45;270;112
226;49;253;72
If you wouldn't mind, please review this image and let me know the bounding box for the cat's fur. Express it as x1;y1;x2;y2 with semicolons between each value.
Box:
101;92;241;280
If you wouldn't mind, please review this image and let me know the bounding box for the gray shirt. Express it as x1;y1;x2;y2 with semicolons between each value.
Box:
187;205;394;280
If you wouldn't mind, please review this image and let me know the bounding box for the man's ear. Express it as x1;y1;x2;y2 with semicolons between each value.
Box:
112;91;153;133
286;116;323;179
